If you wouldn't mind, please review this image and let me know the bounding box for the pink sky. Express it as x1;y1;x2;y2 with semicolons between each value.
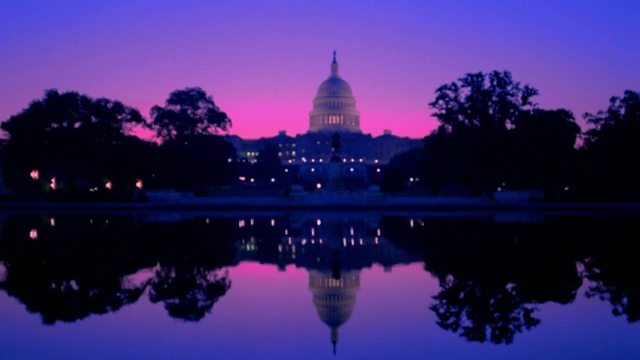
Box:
1;1;638;139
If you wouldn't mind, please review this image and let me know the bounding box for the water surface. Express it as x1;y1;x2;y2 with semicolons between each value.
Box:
0;212;638;359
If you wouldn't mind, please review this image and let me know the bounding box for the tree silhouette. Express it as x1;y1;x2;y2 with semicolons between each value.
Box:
0;89;150;198
422;71;581;195
578;90;640;200
429;71;538;133
151;87;231;142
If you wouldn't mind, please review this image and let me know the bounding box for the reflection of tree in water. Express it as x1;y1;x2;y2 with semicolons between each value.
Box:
432;277;539;344
149;267;230;322
382;216;584;344
0;214;151;324
578;216;640;323
143;217;236;321
0;214;236;324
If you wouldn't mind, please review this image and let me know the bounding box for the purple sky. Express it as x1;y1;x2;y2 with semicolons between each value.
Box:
1;0;638;139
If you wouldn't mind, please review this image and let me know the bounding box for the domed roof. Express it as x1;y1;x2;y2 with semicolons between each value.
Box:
315;75;355;100
308;51;361;133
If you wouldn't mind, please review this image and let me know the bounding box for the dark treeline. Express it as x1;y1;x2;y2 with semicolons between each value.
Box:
383;71;640;200
0;213;637;340
0;87;238;200
1;74;639;200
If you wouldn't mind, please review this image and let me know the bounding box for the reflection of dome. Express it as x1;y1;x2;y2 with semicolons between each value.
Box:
309;51;361;133
309;269;361;354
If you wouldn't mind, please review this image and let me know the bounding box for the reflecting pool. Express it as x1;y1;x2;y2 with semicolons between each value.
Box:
0;211;638;359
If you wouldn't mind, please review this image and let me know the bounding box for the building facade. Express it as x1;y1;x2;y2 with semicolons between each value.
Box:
230;52;423;186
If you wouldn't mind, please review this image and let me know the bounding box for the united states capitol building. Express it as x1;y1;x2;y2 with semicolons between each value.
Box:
228;52;422;186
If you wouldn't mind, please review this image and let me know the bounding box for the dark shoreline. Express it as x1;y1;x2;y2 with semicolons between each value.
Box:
2;197;640;214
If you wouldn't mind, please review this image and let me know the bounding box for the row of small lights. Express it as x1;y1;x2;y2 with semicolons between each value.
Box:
277;236;380;253
30;169;143;190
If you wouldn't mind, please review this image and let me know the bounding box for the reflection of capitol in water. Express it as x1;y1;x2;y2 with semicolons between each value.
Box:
235;213;420;354
309;269;360;354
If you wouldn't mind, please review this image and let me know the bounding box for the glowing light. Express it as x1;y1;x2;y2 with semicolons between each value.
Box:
376;168;381;173
239;176;246;181
29;229;38;240
250;178;255;183
311;168;315;172
271;219;275;226
50;218;55;227
316;183;322;189
284;168;289;173
316;219;321;226
135;179;143;189
50;177;56;190
409;177;414;182
105;180;112;190
30;169;39;180
239;220;245;228
374;159;379;164
270;178;276;182
311;228;315;236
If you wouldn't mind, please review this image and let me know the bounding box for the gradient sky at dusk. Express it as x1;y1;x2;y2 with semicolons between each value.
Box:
1;0;638;139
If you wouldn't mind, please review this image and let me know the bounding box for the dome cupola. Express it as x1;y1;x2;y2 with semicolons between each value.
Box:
309;51;361;133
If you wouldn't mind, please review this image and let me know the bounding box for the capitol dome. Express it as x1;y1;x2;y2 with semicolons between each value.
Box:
309;51;361;133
